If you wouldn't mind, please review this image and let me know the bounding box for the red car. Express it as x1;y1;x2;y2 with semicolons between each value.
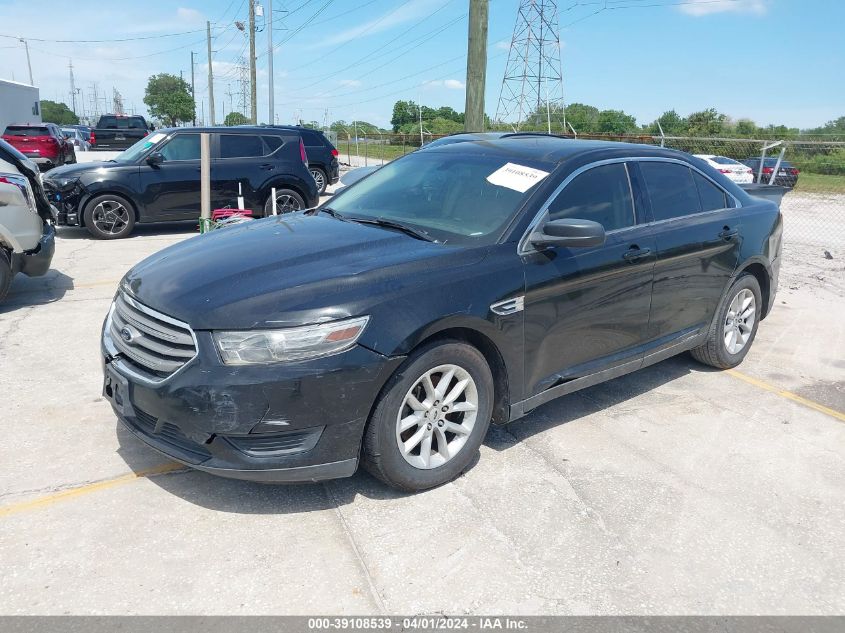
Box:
1;123;75;170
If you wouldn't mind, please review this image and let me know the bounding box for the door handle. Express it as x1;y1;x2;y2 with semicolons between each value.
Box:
259;163;276;170
623;247;651;263
719;227;739;241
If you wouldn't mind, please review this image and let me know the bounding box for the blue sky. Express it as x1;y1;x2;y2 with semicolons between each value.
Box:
0;0;842;129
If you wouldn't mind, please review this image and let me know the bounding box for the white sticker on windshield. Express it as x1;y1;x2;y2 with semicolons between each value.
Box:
486;162;550;193
146;133;167;145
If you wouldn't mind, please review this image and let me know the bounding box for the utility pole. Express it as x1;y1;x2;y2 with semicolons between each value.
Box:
267;0;274;125
464;0;488;132
190;51;197;126
248;0;258;124
68;60;78;115
20;39;34;85
206;21;216;125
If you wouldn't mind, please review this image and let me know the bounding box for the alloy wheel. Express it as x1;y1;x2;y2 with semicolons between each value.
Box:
274;193;301;214
310;168;325;192
395;364;478;470
724;288;756;354
92;199;130;235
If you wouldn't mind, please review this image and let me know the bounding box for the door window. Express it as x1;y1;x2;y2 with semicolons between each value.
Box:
219;134;264;158
548;163;636;232
159;134;201;161
692;170;728;211
640;162;702;221
262;135;284;154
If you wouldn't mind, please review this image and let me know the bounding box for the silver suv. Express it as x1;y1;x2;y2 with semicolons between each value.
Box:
0;139;56;303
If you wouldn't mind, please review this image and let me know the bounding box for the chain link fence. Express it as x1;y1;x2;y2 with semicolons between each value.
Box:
333;131;844;294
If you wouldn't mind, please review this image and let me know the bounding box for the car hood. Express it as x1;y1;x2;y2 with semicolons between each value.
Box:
123;214;488;330
46;161;122;181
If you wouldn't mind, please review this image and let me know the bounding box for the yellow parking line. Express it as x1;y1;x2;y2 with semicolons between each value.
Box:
726;369;845;423
0;463;186;518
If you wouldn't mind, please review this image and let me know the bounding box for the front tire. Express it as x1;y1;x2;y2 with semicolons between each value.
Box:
690;273;762;369
83;193;136;239
362;341;494;492
263;188;305;216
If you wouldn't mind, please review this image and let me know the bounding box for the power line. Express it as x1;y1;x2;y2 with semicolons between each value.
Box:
256;0;335;59
24;37;209;62
0;27;224;44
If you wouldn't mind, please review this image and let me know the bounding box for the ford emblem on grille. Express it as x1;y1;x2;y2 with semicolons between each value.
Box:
120;326;134;343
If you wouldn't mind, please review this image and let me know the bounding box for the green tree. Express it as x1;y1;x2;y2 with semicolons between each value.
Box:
645;110;687;135
734;118;757;137
224;111;248;126
40;100;79;125
686;108;727;137
596;109;638;134
391;100;418;132
143;73;195;127
563;103;600;134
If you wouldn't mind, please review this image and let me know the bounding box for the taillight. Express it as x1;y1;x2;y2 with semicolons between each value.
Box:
331;148;339;157
90;132;96;145
299;138;308;164
789;168;799;175
718;168;731;174
0;172;37;213
144;130;149;137
762;167;773;174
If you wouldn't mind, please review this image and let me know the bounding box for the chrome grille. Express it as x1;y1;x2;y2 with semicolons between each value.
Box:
107;292;197;381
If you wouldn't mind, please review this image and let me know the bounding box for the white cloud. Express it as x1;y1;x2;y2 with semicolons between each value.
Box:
339;79;362;88
678;0;769;17
315;0;444;48
176;7;204;23
443;79;464;90
421;78;465;90
494;40;511;51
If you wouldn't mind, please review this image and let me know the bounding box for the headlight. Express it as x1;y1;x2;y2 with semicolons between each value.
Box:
213;316;370;365
50;176;79;191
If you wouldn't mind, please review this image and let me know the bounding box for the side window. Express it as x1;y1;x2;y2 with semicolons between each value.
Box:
159;134;201;161
640;162;702;221
219;134;264;158
262;135;284;154
548;163;635;232
692;171;728;211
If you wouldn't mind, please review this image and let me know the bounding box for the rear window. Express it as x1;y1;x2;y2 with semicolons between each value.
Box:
711;156;740;165
98;116;147;129
300;130;325;147
262;135;284;154
640;162;702;222
4;126;50;137
219;134;264;158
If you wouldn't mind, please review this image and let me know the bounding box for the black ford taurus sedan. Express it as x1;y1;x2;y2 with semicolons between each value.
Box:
102;136;782;491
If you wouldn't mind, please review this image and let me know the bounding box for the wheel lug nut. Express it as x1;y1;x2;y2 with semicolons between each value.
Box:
441;405;448;412
426;423;432;430
438;420;444;427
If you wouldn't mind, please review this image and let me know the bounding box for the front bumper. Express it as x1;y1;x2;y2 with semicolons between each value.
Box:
11;223;55;277
102;317;403;483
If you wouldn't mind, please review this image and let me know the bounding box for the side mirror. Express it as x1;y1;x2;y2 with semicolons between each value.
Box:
529;218;606;248
146;152;164;166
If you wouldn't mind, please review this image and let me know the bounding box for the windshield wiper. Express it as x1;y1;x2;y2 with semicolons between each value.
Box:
347;216;435;242
307;206;347;220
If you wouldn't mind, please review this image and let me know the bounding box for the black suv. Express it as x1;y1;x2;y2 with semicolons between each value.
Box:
102;137;782;491
44;126;319;239
254;125;339;194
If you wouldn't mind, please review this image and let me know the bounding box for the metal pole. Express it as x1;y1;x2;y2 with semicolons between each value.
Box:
20;39;33;85
656;120;665;147
464;0;488;132
200;133;212;231
770;146;786;186
268;0;274;125
190;51;196;126
249;0;258;124
206;22;216;126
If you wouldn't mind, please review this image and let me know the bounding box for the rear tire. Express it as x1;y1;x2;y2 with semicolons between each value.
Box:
362;340;494;492
83;193;136;240
263;188;305;216
690;273;762;369
0;249;12;303
310;167;328;195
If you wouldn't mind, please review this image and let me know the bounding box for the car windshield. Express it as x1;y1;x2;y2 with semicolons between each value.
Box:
325;151;552;245
61;129;76;138
112;132;168;163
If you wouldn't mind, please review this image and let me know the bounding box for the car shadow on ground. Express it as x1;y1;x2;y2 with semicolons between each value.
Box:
0;270;74;314
57;222;200;240
114;354;705;513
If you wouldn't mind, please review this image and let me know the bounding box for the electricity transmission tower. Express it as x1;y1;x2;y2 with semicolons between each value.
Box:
494;0;566;132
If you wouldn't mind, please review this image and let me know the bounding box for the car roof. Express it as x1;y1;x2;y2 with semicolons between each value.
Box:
162;125;307;135
425;135;692;165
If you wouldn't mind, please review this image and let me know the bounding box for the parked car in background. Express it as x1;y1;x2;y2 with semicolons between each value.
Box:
101;137;782;491
61;127;91;151
742;157;800;187
0;139;56;303
91;114;152;150
254;125;339;194
44;126;318;239
693;154;753;184
1;123;75;170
